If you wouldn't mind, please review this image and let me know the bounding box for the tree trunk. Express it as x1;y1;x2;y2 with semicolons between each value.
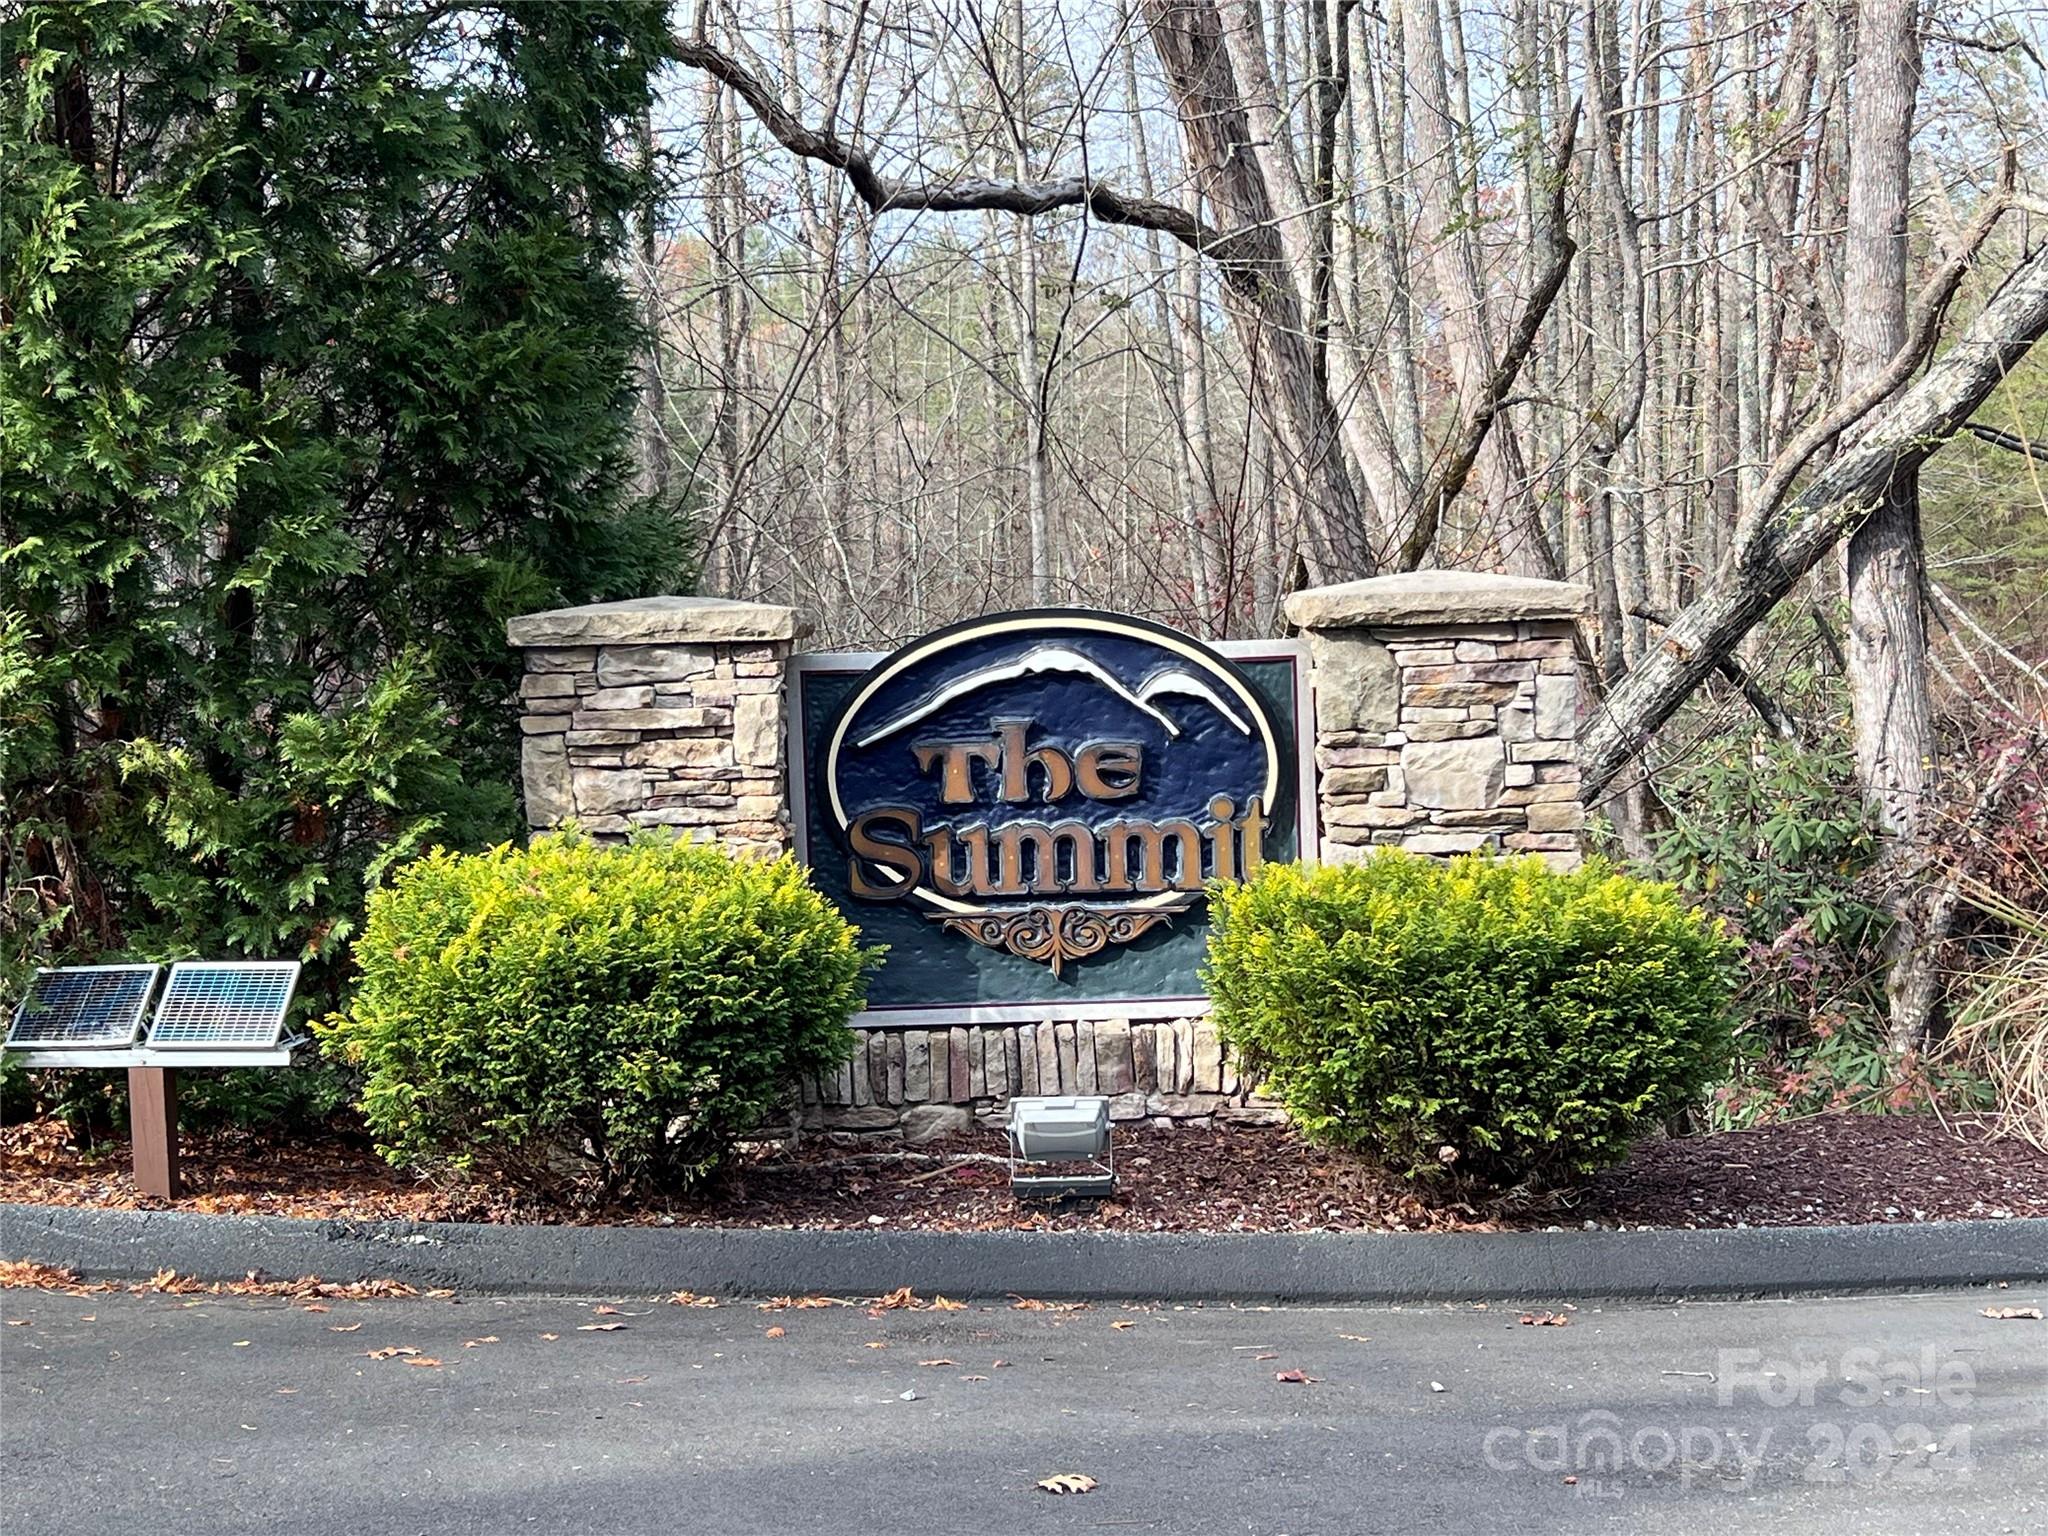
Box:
1011;0;1054;603
1143;0;1372;581
1840;0;1937;1054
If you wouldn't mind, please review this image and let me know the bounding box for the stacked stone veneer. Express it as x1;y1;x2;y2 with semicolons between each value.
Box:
506;596;801;856
509;574;1590;1141
1283;571;1591;869
794;1017;1280;1139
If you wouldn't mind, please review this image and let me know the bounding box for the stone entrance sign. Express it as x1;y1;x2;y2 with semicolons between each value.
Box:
790;610;1315;1027
507;570;1589;1134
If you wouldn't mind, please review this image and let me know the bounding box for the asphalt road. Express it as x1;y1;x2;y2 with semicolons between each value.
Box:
2;1283;2042;1535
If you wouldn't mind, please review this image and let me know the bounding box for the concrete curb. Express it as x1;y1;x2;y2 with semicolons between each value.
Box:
7;1202;2048;1301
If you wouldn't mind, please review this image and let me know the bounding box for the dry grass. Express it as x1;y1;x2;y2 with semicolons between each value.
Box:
1942;879;2048;1149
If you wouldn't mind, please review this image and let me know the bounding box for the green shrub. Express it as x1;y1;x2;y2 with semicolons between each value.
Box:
1205;852;1739;1188
321;832;877;1197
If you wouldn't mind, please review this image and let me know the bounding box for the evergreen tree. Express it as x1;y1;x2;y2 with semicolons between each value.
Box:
1;1;683;999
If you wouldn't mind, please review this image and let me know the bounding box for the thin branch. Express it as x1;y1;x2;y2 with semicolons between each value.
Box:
672;33;1265;278
1734;146;2019;552
1963;421;2048;465
1633;603;1802;741
1928;582;2048;693
1396;101;1581;571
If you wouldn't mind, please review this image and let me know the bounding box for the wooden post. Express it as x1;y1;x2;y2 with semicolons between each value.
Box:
127;1066;180;1199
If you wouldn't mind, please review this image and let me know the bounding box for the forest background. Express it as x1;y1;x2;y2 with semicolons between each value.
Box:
5;0;2046;1131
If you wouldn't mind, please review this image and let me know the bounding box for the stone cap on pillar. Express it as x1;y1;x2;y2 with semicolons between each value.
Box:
1283;569;1592;629
506;594;806;647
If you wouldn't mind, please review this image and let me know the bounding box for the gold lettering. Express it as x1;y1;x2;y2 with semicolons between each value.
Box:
1076;741;1142;799
987;821;1101;895
923;824;973;898
1239;796;1267;877
911;738;1001;804
993;719;1074;804
848;808;923;900
1103;820;1204;892
1207;795;1237;882
956;823;993;895
991;822;1050;894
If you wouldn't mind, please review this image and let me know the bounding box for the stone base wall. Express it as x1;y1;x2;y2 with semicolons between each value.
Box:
796;1018;1281;1139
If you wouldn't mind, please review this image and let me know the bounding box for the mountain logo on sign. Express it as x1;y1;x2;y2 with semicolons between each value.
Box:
818;610;1287;973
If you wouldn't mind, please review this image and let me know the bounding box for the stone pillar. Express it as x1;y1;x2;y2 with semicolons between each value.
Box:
1282;570;1592;869
505;595;804;856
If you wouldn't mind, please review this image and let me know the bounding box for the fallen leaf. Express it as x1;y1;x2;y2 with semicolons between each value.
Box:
1338;1333;1371;1343
616;1375;649;1385
301;1304;328;1314
365;1346;420;1360
402;1356;443;1368
4;1320;28;1328
462;1336;499;1348
992;1359;1011;1369
1254;1352;1278;1361
1563;1475;1578;1486
329;1323;362;1333
929;1296;967;1311
959;1374;989;1382
1519;1312;1570;1328
539;1333;560;1341
759;1295;842;1311
1109;1320;1137;1331
918;1358;958;1367
1274;1369;1320;1384
275;1388;297;1395
668;1291;719;1308
78;1314;95;1322
231;1340;251;1348
1981;1306;2043;1320
576;1323;627;1332
0;1260;83;1291
594;1304;624;1315
1010;1296;1084;1312
764;1326;786;1339
875;1286;917;1310
864;1341;888;1350
1036;1473;1098;1496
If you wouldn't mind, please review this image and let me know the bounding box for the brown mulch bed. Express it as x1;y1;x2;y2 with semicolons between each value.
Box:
3;1112;2046;1235
1573;1113;2048;1229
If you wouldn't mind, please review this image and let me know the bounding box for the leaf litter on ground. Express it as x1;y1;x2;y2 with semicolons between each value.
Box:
1036;1474;1098;1495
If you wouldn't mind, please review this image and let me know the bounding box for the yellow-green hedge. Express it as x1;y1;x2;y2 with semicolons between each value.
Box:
1205;852;1737;1187
322;831;878;1197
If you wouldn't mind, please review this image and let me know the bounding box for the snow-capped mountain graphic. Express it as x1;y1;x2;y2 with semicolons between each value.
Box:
853;642;1252;747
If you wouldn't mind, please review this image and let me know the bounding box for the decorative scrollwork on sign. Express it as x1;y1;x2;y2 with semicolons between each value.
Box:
935;904;1188;976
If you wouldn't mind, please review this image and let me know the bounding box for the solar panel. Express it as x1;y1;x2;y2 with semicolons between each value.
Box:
5;965;161;1049
146;961;301;1049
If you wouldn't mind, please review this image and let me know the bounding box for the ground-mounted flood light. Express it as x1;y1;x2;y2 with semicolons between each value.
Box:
1007;1095;1115;1199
